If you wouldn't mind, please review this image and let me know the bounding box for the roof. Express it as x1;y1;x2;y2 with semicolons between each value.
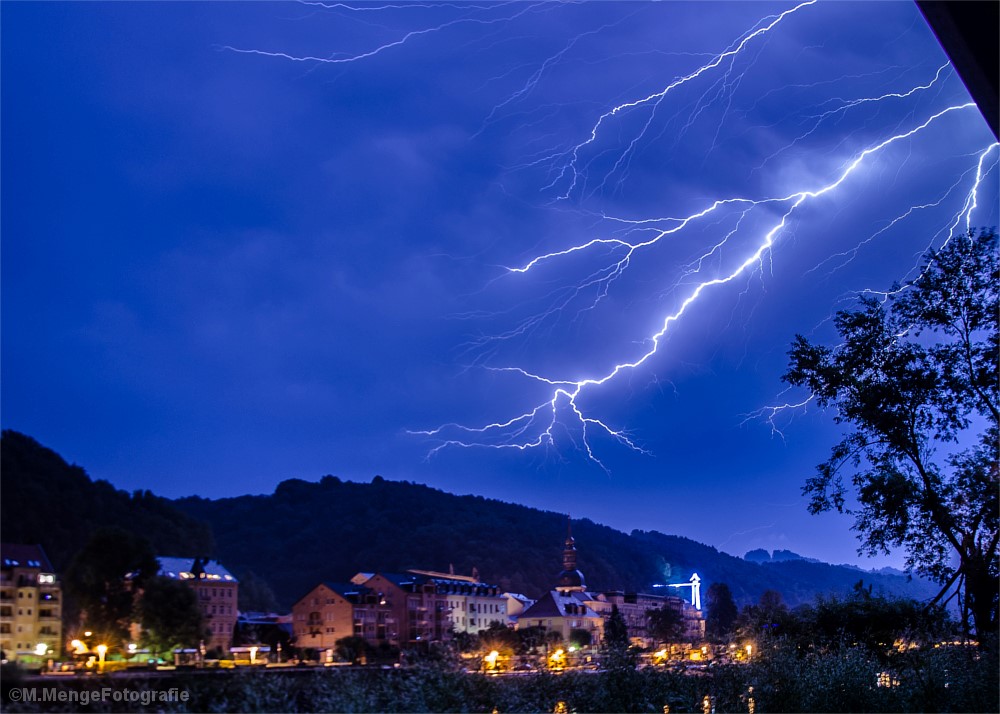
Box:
156;556;238;583
373;572;430;589
505;593;534;603
0;543;54;572
407;568;480;583
519;590;603;621
322;581;366;597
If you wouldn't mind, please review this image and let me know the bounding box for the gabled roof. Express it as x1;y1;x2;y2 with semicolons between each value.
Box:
373;572;430;589
157;556;237;582
519;590;603;620
322;581;368;599
0;543;54;572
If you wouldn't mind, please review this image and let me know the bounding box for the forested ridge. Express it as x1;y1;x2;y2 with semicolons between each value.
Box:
1;430;937;611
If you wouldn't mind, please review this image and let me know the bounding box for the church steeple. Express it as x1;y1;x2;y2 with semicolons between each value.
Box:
556;515;586;592
563;516;577;572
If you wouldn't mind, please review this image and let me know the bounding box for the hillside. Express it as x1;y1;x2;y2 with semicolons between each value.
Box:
0;430;214;571
174;475;939;610
0;430;938;612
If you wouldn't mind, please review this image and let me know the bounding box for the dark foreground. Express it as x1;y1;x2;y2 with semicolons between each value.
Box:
2;647;997;713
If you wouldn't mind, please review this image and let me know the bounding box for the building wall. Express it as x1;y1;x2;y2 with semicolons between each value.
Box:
599;591;705;646
292;584;355;654
191;579;239;652
358;574;409;646
0;562;61;659
438;586;507;635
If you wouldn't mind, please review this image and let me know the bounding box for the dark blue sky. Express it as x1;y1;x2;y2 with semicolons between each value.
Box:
3;2;996;569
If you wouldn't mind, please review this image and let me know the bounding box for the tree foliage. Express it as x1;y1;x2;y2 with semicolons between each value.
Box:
705;582;739;641
784;229;999;637
646;604;684;644
803;582;951;654
137;576;206;656
64;528;159;647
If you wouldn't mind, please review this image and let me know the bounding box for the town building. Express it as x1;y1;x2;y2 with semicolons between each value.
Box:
503;592;535;624
598;589;704;646
514;525;705;648
0;544;61;661
407;568;507;635
291;581;365;657
155;556;239;653
515;527;605;644
351;572;452;645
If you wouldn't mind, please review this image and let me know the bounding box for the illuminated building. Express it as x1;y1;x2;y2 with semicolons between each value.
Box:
0;543;61;661
154;556;239;653
407;568;507;635
515;525;605;643
598;590;705;646
291;582;364;659
514;525;705;647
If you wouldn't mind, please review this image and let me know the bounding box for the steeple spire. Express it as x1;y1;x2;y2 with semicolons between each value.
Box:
556;514;586;592
563;515;577;572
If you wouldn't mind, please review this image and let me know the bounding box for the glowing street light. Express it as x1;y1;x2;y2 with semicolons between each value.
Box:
34;643;47;656
484;650;499;671
96;644;108;672
70;639;87;655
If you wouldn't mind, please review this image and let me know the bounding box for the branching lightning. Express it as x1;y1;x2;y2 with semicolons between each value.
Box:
225;1;998;470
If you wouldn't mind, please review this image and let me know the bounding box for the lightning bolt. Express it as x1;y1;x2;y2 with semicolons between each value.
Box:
221;2;997;468
418;104;988;467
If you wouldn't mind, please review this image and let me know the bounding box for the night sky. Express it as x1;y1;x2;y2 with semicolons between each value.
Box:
3;2;997;569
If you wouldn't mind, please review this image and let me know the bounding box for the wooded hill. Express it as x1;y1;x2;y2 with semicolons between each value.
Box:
1;430;938;611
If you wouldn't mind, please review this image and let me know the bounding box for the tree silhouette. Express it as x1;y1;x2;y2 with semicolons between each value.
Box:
785;229;998;638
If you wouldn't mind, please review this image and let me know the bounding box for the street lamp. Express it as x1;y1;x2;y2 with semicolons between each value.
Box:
96;644;108;672
484;650;499;672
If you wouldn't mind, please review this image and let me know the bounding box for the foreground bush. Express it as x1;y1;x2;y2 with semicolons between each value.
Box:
2;645;996;713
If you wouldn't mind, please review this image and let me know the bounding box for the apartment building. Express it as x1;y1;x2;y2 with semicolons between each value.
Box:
407;569;507;635
0;543;62;660
155;556;239;653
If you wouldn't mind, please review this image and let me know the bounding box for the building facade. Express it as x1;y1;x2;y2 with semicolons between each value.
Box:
515;525;705;648
0;544;61;660
291;582;363;655
516;527;605;643
155;556;239;653
407;569;508;635
598;590;705;646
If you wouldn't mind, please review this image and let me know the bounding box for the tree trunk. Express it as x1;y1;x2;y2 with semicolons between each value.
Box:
964;556;999;641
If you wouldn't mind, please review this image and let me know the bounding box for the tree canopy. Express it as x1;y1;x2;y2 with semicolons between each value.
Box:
137;576;207;656
64;527;159;647
784;229;999;638
705;582;739;641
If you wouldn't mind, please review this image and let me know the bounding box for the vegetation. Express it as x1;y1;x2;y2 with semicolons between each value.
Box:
646;603;685;643
784;229;999;637
0;430;214;573
705;582;738;641
2;431;941;616
2;642;996;713
63;528;159;647
174;475;940;610
136;576;207;657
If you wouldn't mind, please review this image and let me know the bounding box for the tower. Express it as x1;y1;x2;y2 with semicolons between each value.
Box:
556;517;586;592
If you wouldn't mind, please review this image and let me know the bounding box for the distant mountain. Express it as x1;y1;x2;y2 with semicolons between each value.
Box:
175;477;940;611
744;549;822;564
0;430;939;613
0;430;214;571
